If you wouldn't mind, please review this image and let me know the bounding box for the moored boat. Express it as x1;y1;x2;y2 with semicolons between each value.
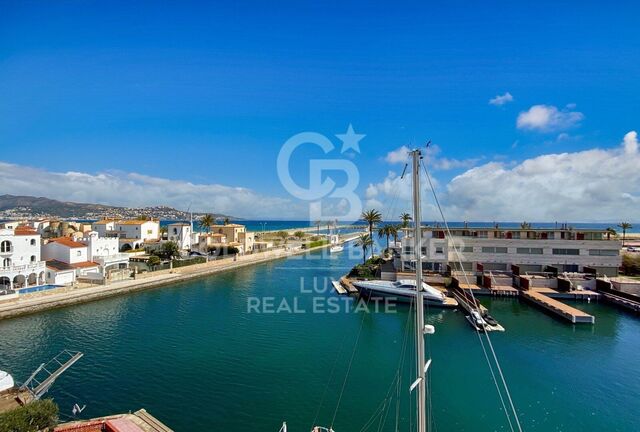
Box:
353;279;458;308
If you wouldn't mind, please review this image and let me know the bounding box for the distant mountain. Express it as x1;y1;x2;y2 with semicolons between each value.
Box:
0;194;234;220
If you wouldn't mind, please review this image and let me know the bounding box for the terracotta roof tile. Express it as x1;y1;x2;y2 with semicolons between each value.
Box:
49;237;87;248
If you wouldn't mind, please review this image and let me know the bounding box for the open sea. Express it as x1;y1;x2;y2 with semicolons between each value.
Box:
0;243;639;431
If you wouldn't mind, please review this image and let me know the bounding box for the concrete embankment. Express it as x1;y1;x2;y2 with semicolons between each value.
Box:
0;244;333;321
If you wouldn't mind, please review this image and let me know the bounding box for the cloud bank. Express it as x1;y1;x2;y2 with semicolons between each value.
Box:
369;132;640;222
0;162;301;219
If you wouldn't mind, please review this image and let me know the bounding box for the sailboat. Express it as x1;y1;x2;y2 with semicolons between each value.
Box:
281;148;521;432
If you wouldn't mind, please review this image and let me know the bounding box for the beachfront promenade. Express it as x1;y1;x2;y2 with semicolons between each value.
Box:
0;236;358;320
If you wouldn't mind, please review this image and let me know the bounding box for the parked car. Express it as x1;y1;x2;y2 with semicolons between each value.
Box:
626;246;638;252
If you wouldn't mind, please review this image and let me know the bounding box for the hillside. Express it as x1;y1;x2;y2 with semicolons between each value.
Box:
0;194;233;220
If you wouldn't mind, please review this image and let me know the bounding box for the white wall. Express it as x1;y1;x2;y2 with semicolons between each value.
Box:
0;229;41;266
41;242;88;264
46;268;75;285
115;221;159;241
83;232;120;260
167;224;191;250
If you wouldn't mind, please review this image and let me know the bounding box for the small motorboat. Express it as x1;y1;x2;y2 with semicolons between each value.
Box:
466;310;488;331
330;245;344;253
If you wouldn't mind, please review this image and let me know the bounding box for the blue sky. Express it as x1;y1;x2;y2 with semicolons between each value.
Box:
1;1;639;221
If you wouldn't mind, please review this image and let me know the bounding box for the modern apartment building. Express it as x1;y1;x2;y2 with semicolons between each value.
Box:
397;226;622;276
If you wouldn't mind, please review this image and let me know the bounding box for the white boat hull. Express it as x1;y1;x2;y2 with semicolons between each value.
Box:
353;280;457;308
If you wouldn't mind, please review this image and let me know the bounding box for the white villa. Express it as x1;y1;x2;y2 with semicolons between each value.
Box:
0;226;46;290
82;231;129;275
42;237;100;284
91;219;160;251
167;222;191;250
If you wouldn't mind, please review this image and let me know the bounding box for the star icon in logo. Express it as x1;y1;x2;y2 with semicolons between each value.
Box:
336;124;365;153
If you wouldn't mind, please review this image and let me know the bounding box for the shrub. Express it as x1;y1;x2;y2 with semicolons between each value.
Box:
302;239;329;249
622;254;640;275
171;257;207;268
0;399;59;432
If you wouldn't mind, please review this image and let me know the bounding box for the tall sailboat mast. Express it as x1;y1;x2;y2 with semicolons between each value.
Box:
411;149;427;432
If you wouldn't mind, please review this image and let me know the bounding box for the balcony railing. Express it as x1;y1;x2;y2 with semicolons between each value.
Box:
0;261;45;274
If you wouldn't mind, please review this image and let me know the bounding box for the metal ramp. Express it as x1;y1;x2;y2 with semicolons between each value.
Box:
19;350;83;403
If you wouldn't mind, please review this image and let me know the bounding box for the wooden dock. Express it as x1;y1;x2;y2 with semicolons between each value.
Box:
338;277;359;294
521;289;595;324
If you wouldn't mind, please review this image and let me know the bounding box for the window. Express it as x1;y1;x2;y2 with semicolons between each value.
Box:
0;240;11;253
477;231;488;238
589;249;618;256
552;248;580;255
403;246;413;254
462;246;473;253
30;239;36;246
76;251;82;256
517;247;543;254
435;246;444;254
30;255;36;262
482;246;507;253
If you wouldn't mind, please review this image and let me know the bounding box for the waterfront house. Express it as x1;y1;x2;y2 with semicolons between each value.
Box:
114;220;160;251
167;222;191;250
196;232;227;254
210;224;255;254
397;226;622;276
91;219;117;237
41;237;100;283
0;226;46;290
82;231;129;275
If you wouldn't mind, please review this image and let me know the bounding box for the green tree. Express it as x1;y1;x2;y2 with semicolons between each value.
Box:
400;212;412;228
378;225;394;254
223;217;231;225
314;220;322;235
200;214;214;233
276;231;289;244
520;221;532;229
293;231;305;240
355;233;374;264
0;398;58;432
361;209;382;258
147;255;161;271
605;227;617;240
160;241;181;260
618;222;633;246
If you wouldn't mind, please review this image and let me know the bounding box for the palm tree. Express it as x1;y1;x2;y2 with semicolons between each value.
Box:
314;220;322;235
355;233;373;264
361;209;382;258
378;225;393;254
618;222;633;246
390;225;400;246
605;227;617;240
223;217;231;225
200;214;214;233
400;212;412;228
520;221;532;230
159;226;168;240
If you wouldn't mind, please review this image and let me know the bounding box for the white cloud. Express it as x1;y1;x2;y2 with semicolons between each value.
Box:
489;92;514;106
384;144;480;171
384;145;411;164
444;132;640;221
517;104;584;132
0;162;303;219
623;130;638;155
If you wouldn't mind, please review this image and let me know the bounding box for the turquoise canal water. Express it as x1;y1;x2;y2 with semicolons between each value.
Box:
1;245;639;431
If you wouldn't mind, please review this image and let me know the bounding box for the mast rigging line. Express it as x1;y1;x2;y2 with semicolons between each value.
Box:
420;159;523;432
